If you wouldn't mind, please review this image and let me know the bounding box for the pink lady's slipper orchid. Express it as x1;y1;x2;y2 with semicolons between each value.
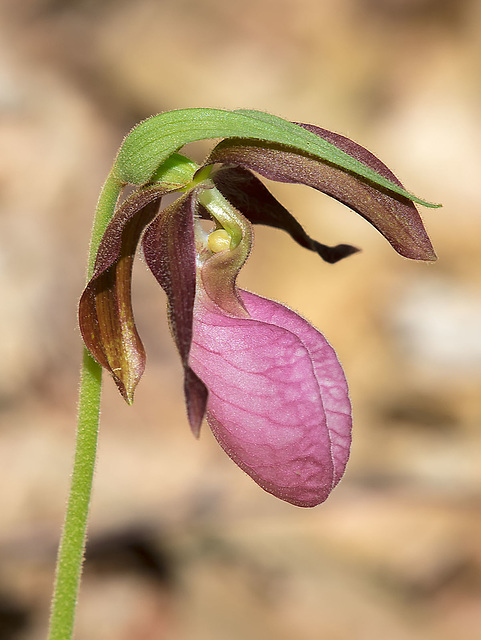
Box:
79;116;436;507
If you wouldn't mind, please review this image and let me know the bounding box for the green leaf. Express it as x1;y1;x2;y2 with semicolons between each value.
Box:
113;108;440;208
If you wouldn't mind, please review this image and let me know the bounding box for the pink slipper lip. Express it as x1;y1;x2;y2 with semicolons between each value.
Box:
189;289;351;507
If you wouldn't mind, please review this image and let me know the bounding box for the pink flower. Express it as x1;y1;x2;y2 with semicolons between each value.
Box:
79;120;435;506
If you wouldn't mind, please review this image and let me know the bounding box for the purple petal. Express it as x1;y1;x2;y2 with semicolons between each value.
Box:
142;192;208;435
211;166;359;263
189;290;351;507
206;129;436;261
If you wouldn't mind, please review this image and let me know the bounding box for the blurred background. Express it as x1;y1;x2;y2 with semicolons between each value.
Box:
1;0;481;638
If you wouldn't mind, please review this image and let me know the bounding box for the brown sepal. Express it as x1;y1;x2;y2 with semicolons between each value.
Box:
206;126;436;261
79;185;173;403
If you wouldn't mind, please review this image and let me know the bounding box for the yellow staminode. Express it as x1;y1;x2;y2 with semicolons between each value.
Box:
208;229;232;253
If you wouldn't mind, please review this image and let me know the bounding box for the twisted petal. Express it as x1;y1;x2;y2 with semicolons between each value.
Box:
206;125;436;261
210;166;359;263
79;185;172;402
142;192;208;435
189;289;351;507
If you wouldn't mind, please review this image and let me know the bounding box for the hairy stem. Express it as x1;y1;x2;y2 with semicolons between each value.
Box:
47;171;123;640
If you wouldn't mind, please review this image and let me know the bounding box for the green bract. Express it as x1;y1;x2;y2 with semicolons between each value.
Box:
114;108;439;206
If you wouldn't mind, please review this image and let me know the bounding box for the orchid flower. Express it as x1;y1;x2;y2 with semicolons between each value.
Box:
47;110;439;640
78;110;436;507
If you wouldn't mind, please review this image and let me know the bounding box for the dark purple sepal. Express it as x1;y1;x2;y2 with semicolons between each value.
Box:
206;128;436;261
210;166;359;263
142;192;208;436
79;185;173;403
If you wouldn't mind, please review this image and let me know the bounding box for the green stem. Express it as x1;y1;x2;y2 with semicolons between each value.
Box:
47;349;102;640
47;171;123;640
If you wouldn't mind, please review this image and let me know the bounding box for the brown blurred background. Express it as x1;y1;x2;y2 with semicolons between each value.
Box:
1;0;481;638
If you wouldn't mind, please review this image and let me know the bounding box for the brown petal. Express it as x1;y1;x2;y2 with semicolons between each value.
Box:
142;192;208;435
206;128;436;261
211;166;359;263
79;185;172;403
